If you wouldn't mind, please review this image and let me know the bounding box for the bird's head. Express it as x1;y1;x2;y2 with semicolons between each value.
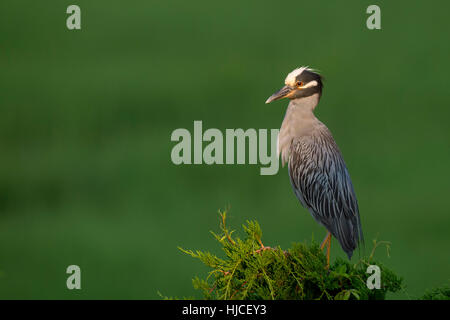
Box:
265;67;323;104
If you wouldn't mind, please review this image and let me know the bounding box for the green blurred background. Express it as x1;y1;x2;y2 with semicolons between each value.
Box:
0;0;449;299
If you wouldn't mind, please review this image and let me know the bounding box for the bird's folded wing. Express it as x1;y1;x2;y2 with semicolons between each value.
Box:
288;132;363;253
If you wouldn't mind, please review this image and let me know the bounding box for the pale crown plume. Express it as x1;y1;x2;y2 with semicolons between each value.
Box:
284;66;319;87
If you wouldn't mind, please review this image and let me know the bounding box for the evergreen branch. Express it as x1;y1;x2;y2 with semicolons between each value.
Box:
179;210;405;300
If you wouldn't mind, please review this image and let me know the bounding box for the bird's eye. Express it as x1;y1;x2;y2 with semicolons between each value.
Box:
296;81;304;87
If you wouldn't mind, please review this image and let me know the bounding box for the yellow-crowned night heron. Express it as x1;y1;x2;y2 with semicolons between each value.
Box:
265;67;363;266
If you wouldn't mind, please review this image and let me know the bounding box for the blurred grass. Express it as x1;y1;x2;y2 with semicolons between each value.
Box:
0;0;449;298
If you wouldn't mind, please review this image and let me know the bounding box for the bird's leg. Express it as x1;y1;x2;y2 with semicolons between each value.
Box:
326;237;331;269
320;232;332;268
320;232;331;250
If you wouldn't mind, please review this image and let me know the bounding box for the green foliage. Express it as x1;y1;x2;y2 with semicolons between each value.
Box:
420;285;450;300
179;211;403;300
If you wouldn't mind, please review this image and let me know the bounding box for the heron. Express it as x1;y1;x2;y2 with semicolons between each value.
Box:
265;67;364;267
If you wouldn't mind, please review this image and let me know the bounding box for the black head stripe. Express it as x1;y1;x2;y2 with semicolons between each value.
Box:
296;70;323;85
294;70;323;98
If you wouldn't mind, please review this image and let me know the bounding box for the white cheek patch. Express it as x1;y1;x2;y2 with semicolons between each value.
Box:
300;80;318;89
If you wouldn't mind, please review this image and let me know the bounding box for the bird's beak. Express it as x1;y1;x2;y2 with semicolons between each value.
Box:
265;85;293;104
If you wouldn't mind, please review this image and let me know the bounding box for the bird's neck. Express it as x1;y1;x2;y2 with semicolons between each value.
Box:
278;93;322;165
288;93;320;114
284;94;321;128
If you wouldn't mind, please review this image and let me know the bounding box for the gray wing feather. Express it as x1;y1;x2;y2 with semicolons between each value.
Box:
288;129;363;259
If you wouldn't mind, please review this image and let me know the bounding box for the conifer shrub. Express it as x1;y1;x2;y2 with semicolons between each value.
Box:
420;285;450;300
179;211;403;300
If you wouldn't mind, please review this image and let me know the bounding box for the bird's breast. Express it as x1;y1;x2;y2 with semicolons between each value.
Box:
278;116;319;167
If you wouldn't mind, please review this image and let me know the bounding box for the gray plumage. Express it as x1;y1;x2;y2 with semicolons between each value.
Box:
286;119;363;259
267;67;363;259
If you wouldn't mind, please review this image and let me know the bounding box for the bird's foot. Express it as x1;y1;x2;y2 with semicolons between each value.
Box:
255;238;272;254
255;245;272;254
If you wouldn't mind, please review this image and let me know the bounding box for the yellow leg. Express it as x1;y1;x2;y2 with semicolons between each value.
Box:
326;237;331;268
320;232;332;268
320;232;331;250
